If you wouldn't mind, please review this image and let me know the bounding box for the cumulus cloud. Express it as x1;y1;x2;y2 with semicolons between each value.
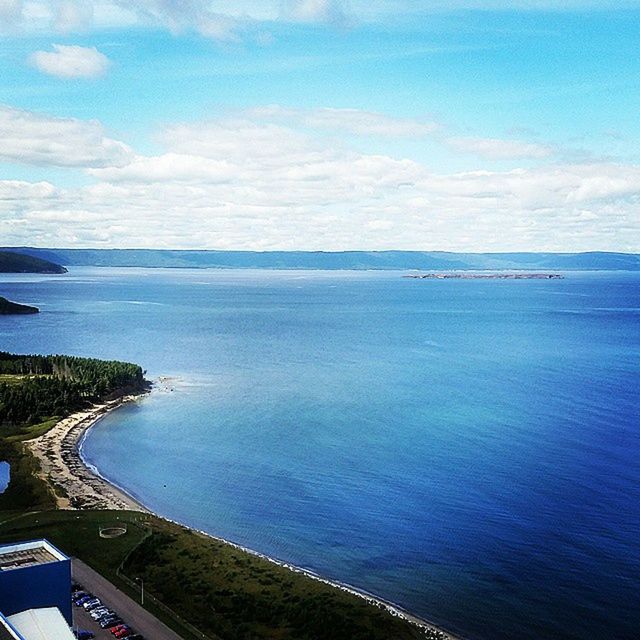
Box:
244;106;437;137
446;136;554;160
30;44;110;78
0;105;132;167
1;110;638;251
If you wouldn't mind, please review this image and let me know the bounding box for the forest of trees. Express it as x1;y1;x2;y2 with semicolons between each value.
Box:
0;353;146;427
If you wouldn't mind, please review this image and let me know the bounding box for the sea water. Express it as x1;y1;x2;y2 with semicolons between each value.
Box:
0;268;638;639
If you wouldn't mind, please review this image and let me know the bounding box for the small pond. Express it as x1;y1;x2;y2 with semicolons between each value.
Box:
0;462;10;493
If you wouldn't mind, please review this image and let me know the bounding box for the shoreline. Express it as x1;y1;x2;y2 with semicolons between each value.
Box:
27;393;460;640
25;394;149;511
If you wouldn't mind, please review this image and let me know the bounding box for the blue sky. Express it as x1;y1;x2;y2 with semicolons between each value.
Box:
1;1;640;251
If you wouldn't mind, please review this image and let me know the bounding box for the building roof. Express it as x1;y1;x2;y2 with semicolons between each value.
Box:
0;616;22;640
7;608;75;640
0;541;67;572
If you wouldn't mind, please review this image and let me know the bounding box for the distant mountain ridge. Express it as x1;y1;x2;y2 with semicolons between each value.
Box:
2;248;640;271
0;250;67;274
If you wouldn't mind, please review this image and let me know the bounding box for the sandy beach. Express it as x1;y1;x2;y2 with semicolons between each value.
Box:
25;390;458;640
25;395;149;511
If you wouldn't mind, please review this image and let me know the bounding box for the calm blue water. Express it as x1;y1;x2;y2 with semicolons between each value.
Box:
1;268;639;639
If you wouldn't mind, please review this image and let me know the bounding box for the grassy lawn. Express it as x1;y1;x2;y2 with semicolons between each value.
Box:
5;417;60;442
0;374;51;384
0;374;26;384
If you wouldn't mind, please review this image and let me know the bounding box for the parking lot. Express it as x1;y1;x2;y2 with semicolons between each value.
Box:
74;602;122;640
72;559;184;640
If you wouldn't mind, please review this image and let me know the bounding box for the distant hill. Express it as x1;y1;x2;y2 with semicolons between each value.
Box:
0;250;67;274
2;248;639;271
0;297;39;315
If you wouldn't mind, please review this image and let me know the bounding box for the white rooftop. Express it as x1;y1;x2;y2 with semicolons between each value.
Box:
7;608;75;640
0;616;22;640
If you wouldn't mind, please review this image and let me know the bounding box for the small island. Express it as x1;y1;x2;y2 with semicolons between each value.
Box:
404;273;563;280
0;296;39;315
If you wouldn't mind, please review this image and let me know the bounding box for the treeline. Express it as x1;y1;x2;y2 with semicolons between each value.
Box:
0;353;146;427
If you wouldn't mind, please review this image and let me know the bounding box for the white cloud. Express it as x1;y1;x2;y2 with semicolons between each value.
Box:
244;106;437;137
1;111;638;251
3;1;640;38
0;0;22;23
280;0;349;25
446;136;554;160
53;0;94;31
109;0;241;41
0;105;132;167
0;0;243;39
30;44;110;78
161;119;316;160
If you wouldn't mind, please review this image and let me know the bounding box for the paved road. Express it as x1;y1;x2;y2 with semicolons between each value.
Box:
72;559;184;640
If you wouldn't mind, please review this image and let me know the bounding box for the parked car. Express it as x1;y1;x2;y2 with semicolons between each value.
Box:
74;631;94;640
100;618;124;629
114;627;132;638
109;625;127;634
91;610;111;621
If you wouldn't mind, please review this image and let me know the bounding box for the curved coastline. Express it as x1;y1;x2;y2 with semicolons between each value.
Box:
34;391;461;640
25;395;149;511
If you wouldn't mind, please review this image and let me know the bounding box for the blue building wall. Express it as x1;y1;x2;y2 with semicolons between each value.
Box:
0;545;72;625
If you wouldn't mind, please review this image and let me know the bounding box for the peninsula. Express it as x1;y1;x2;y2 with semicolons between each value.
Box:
0;296;39;314
0;249;67;274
